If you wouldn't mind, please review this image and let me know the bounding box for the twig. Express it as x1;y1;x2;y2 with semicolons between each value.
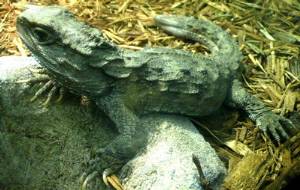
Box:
192;154;212;190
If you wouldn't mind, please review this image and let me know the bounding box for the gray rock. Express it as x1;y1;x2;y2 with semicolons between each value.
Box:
0;56;226;190
0;56;115;190
121;115;226;190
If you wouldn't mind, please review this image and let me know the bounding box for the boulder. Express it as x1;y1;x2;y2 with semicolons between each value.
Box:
121;114;226;190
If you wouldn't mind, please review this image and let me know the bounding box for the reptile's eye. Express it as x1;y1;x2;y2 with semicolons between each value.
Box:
32;27;55;45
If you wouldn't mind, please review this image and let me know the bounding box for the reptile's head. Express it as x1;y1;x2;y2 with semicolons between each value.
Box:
17;5;111;69
17;5;118;96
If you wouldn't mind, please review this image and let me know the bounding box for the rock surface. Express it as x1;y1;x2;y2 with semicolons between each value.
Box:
121;115;226;190
0;56;226;190
0;56;116;190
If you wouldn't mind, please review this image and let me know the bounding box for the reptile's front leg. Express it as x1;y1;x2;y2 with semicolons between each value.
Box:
81;92;144;188
17;67;65;105
226;79;297;142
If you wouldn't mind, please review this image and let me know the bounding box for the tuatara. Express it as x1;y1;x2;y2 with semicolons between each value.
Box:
17;5;295;187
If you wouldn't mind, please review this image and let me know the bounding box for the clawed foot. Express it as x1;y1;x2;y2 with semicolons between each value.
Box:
287;132;300;158
17;67;65;106
80;148;125;190
256;111;297;143
80;171;99;190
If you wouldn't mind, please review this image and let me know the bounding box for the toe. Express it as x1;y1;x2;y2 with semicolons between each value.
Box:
281;118;297;131
79;172;87;184
107;175;124;190
102;168;113;186
81;171;98;190
30;80;53;102
276;125;289;140
268;124;281;143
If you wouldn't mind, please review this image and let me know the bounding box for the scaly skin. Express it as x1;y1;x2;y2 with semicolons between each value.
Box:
17;5;296;187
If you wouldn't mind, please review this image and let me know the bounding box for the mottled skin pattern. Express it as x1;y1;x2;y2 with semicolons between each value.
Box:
17;5;295;186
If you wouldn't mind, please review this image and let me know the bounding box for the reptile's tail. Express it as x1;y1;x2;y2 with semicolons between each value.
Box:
154;15;242;72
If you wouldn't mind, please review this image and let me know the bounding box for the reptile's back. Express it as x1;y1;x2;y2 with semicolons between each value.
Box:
97;15;242;116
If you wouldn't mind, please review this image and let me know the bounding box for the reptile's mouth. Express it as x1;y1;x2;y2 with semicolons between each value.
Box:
17;17;38;53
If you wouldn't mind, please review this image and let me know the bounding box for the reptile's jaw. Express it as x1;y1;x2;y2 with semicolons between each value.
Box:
17;16;60;73
17;17;36;52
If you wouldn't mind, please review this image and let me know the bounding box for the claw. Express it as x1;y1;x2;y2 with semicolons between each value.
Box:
103;168;113;186
30;80;54;102
290;137;300;157
16;75;50;84
79;172;87;185
81;171;98;190
107;175;124;190
292;144;300;157
28;67;48;75
43;85;58;106
281;118;297;131
56;87;65;102
269;125;280;143
276;125;289;140
18;69;65;105
256;112;297;143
